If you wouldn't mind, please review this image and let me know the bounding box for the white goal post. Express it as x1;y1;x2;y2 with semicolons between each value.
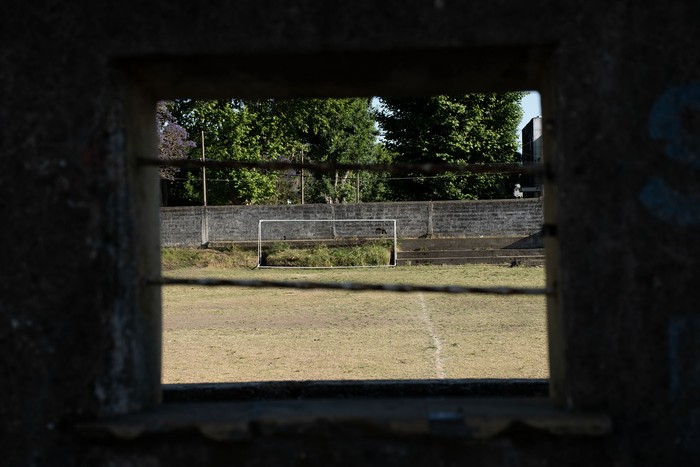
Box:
257;219;398;269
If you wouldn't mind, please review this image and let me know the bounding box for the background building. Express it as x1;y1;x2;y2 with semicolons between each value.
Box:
521;116;543;197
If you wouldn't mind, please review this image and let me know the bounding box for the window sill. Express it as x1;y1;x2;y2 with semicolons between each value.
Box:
78;396;610;442
163;378;549;402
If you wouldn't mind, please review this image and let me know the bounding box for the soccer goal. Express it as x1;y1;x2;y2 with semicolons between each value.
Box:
257;219;397;269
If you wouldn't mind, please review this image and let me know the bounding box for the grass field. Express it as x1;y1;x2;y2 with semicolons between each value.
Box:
162;264;548;384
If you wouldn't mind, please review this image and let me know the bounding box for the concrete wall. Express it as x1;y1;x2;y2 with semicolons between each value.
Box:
161;199;543;246
3;1;700;466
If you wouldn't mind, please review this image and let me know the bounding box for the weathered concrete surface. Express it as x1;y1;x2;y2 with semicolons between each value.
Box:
161;200;543;246
1;1;700;466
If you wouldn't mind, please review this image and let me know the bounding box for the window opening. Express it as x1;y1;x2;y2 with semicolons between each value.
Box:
148;92;551;386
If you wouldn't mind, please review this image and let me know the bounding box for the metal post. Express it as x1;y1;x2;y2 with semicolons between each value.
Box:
201;130;207;207
201;130;209;246
300;149;305;205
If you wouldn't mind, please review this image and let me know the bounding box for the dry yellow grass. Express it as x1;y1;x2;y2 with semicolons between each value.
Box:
162;264;548;383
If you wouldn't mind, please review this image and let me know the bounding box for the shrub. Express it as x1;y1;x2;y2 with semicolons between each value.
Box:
161;247;257;270
264;241;392;267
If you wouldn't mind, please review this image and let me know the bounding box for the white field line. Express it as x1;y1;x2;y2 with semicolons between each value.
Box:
417;292;446;379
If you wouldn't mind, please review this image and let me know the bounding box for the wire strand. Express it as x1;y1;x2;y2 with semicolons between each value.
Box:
151;277;551;296
141;157;547;177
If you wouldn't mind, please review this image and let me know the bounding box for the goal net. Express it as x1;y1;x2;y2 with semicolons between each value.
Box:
257;219;397;268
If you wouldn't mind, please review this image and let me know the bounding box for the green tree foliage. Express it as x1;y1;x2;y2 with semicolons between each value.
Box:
377;93;524;200
157;102;195;205
166;99;281;205
164;98;390;205
270;98;382;204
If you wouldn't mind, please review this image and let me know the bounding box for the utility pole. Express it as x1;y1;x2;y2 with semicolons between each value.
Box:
356;170;360;203
201;130;207;207
200;130;208;246
300;149;305;205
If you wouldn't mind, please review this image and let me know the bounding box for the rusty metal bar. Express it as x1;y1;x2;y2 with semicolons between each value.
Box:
138;157;546;177
151;277;551;296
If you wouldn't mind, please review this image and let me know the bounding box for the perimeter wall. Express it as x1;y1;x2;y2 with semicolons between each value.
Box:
160;199;543;246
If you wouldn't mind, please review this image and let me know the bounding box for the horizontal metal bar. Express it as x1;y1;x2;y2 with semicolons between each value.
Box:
138;157;546;176
151;277;551;296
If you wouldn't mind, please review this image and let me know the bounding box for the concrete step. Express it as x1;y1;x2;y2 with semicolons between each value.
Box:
398;235;543;251
396;255;545;266
398;248;544;259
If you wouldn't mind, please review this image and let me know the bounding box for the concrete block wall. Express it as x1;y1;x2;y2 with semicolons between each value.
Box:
429;199;542;237
4;1;700;466
209;203;336;243
161;199;543;246
160;206;206;247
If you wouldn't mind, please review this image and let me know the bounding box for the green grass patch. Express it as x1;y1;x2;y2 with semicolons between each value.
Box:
162;247;257;270
264;241;392;267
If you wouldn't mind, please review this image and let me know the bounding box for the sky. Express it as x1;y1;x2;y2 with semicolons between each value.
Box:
374;93;542;148
518;91;542;149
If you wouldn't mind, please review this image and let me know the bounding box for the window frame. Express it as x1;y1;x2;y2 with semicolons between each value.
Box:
124;46;564;408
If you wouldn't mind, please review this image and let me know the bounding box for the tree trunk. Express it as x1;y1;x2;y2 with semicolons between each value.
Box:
160;179;169;206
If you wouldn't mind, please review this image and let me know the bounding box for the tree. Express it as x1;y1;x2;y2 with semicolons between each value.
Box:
377;93;524;200
157;101;195;205
166;99;281;205
164;98;390;205
269;98;381;204
357;142;395;202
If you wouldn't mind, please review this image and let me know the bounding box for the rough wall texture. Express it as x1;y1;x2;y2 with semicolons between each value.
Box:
161;200;543;246
2;1;700;466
